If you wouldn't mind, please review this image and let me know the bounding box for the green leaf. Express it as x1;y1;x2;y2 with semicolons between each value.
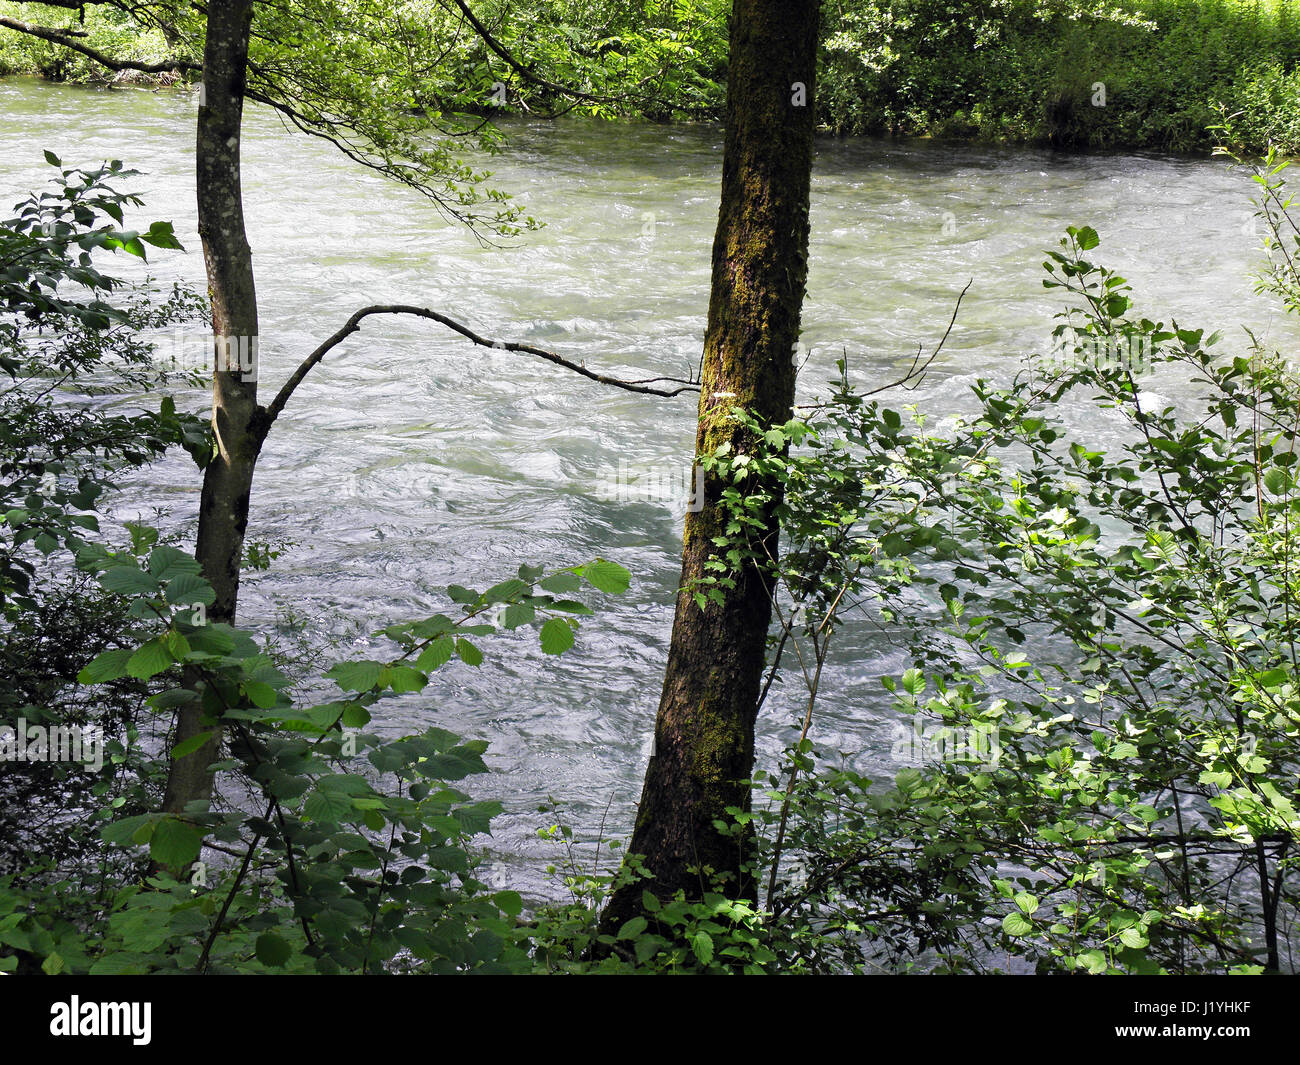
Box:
634;934;662;964
255;932;291;967
493;891;523;918
303;788;353;822
539;618;575;655
690;931;714;966
78;647;134;684
1003;912;1033;937
581;559;631;594
149;818;202;868
165;572;216;606
539;571;581;594
99;565;161;596
149;687;198;711
326;660;385;692
142;220;184;251
126;637;175;680
455;638;483;666
383;665;428;693
171;731;215;759
149;545;202;580
1119;927;1148;949
617;916;648;940
340;703;370;728
242;680;278;709
415;636;455;671
483;578;529;603
502;602;535;629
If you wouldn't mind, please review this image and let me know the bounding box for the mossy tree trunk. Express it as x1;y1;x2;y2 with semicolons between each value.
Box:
162;0;264;817
603;0;821;927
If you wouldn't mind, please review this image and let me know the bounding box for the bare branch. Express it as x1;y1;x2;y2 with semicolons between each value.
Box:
796;280;974;411
864;278;972;397
263;304;698;429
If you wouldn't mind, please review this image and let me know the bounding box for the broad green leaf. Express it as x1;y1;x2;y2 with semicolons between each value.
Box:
255;932;291;967
539;571;581;594
326;660;385;692
493;890;523;918
78;647;133;684
99;565;161;596
1003;912;1032;937
149;818;203;868
171;731;216;759
165;572;216;606
383;665;428;693
618;916;647;940
415;636;455;671
582;559;631;594
539;618;574;655
127;637;175;681
690;931;714;966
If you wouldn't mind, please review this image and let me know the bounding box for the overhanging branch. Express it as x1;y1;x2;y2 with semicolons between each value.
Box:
449;0;664;108
262;304;699;431
0;14;197;74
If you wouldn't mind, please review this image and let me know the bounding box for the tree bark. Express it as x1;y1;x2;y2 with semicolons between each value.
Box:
162;0;263;817
603;0;820;927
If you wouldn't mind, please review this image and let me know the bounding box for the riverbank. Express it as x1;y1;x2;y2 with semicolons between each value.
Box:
2;1;1298;154
819;0;1300;154
5;75;1292;897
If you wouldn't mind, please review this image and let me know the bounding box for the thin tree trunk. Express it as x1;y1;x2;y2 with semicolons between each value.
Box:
162;0;263;816
602;0;820;927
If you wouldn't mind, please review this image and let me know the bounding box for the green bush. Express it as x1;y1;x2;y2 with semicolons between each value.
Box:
818;0;1300;152
678;149;1300;973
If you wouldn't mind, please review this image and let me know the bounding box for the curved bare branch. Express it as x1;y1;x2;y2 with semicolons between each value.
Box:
263;304;699;430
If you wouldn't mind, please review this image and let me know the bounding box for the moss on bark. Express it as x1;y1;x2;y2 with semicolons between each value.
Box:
602;0;821;931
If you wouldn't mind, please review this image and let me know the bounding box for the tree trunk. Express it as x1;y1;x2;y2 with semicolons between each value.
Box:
162;0;263;816
603;0;820;927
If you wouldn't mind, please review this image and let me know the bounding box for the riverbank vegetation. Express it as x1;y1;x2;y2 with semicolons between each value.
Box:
3;0;1300;152
4;144;1297;974
1;1;1298;979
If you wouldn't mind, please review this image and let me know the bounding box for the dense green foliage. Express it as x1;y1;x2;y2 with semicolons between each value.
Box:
679;151;1300;971
3;155;1299;973
0;162;609;973
4;0;1300;152
0;171;649;970
818;0;1300;152
0;160;208;879
4;3;1300;975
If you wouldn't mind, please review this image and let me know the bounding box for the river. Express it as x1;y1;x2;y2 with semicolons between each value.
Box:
2;77;1293;894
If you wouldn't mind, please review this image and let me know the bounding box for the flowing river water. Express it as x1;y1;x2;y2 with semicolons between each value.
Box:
3;78;1296;894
